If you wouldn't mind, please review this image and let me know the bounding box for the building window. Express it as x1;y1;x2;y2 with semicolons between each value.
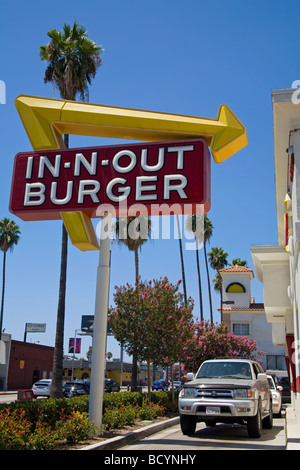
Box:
266;355;286;371
226;282;246;293
233;323;250;336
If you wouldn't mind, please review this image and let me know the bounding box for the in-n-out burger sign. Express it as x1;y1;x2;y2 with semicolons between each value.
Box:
9;139;210;220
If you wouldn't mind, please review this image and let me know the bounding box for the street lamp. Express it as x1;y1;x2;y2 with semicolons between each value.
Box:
71;327;89;380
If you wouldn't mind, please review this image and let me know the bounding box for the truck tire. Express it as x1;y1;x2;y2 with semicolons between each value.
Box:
247;403;262;438
262;400;273;429
180;414;196;435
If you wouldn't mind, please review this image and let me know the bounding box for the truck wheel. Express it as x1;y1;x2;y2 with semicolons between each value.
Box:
247;404;262;438
180;414;196;435
262;401;273;429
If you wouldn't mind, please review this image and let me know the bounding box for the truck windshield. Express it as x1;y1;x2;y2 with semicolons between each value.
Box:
196;361;252;380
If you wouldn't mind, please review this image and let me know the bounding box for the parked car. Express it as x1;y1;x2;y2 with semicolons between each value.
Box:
63;381;90;398
179;358;273;438
104;378;120;393
171;381;182;391
32;379;52;398
278;376;291;404
152;379;168;391
267;374;283;417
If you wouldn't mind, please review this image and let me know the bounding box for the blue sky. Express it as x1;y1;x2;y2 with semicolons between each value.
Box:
0;0;297;360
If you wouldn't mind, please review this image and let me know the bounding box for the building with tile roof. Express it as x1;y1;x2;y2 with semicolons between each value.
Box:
218;266;286;371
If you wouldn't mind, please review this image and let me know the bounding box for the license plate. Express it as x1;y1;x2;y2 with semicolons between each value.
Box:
206;406;220;415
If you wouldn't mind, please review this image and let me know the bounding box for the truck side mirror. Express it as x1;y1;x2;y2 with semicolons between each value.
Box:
186;373;194;381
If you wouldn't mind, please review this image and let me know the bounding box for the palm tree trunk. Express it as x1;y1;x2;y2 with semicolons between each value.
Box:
176;215;187;305
134;248;139;286
51;222;68;398
0;251;6;341
50;133;69;398
204;242;213;323
195;239;203;321
220;273;223;323
176;215;186;383
131;247;139;391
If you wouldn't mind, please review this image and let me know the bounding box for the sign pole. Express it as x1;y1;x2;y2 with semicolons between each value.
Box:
89;212;112;431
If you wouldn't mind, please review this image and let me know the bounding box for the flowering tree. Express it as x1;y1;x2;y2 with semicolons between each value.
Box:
182;320;263;373
109;277;194;397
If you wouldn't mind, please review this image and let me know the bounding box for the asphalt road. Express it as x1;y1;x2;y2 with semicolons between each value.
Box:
120;415;286;450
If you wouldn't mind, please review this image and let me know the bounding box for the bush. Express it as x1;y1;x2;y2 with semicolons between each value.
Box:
56;410;96;445
138;400;164;420
0;408;32;450
0;391;178;449
103;404;140;430
0;406;97;450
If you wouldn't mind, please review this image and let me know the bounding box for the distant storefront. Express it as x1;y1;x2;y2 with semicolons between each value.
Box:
63;358;135;386
7;340;54;390
2;338;144;390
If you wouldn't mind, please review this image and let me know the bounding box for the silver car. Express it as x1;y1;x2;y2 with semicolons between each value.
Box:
179;358;273;438
32;379;52;398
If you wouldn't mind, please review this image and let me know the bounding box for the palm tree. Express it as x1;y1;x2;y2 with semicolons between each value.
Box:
208;247;228;323
230;258;248;267
0;219;21;341
113;216;151;390
185;214;203;321
203;215;214;322
40;22;103;398
40;22;103;102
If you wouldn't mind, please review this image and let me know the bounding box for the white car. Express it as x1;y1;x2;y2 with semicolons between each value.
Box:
267;375;283;417
32;379;52;398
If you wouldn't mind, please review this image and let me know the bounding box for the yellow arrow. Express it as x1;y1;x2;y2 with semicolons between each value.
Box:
15;95;247;163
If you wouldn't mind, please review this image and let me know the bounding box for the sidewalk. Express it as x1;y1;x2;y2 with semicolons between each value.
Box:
286;405;300;450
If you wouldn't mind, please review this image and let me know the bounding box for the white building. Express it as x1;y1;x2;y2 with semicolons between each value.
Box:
250;88;300;422
219;266;285;371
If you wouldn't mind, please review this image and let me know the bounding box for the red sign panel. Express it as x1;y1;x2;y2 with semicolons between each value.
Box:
9;139;210;220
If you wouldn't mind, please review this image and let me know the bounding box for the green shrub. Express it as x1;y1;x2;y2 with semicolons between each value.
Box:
27;419;61;450
56;410;96;444
138;400;164;420
103;404;140;430
0;408;31;450
0;391;178;449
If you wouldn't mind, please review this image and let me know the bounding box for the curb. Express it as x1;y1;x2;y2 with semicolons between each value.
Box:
79;416;180;450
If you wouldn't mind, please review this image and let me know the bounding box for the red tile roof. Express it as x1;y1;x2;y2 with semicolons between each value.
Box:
218;303;265;312
219;266;254;279
219;266;253;273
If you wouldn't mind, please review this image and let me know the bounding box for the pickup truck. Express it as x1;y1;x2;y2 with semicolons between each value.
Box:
178;358;273;438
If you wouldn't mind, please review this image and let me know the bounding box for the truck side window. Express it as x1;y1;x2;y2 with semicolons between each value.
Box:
253;364;259;378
